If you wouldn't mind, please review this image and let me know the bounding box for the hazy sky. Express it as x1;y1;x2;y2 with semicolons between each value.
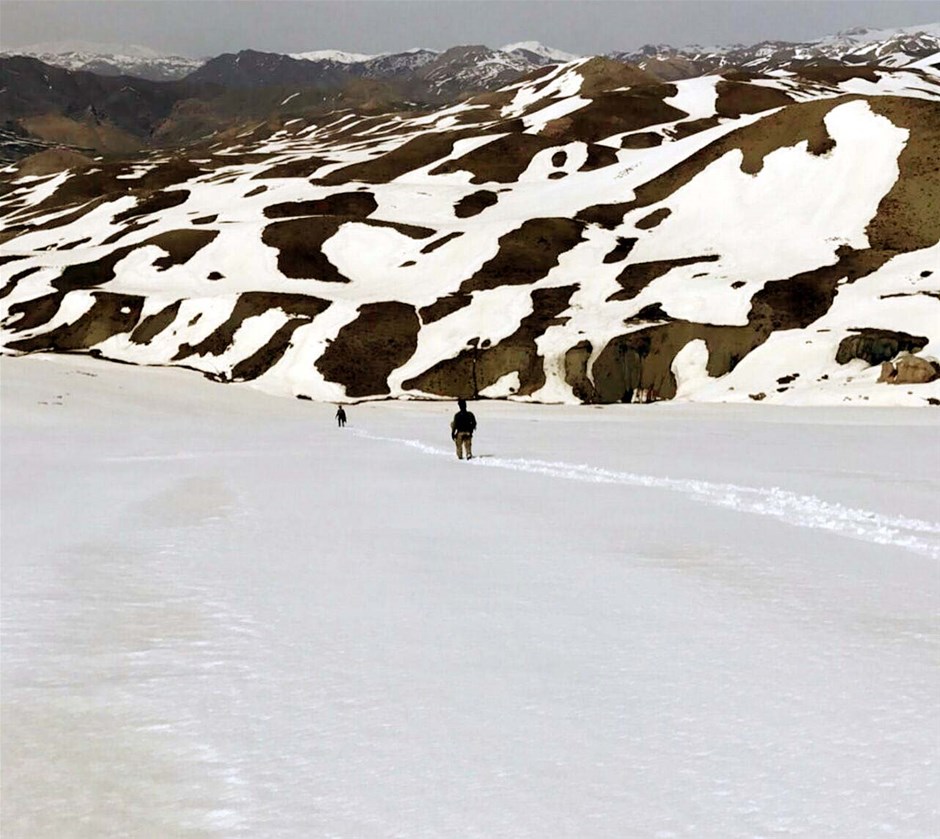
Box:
2;1;938;57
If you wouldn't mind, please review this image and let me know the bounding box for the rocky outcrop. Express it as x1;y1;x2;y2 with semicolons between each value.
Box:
836;329;929;366
879;354;940;384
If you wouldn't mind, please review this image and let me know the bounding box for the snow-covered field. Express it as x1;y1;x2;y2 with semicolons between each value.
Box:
2;354;938;838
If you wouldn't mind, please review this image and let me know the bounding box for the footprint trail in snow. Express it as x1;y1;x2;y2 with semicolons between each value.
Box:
354;429;940;560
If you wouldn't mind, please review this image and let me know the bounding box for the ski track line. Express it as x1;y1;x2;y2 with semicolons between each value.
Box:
354;430;940;560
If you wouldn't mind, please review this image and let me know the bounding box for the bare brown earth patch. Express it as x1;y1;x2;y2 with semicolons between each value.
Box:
252;157;328;179
5;292;145;353
243;186;267;198
576;59;669;97
23;157;206;219
192;214;218;225
153;229;220;269
262;216;431;282
454;190;499;218
795;65;880;85
229;318;312;381
174;292;330;362
0;266;41;300
721;70;766;82
865;97;940;252
548;172;567;180
574;202;632;230
420;231;463;254
59;237;92;250
20;114;142;156
608;255;720;301
317;130;476;185
370;220;435;238
14;148;96;177
430;134;554;184
621;132;664;149
459;218;586;293
0;255;29;268
53;229;218;292
100;219;159;245
261;217;342;283
263;192;377;219
714;81;794;118
418;293;472;324
3;292;63;332
129;301;183;344
546;89;687;145
3;197;111;238
636;208;672;229
580;144;620;171
404;285;578;397
626;302;673;322
603;237;638;263
669;116;722;141
748;248;894;333
316;301;420;397
113;190;190;223
551;151;568;167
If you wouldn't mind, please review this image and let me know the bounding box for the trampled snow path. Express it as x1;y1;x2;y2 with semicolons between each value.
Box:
355;430;940;560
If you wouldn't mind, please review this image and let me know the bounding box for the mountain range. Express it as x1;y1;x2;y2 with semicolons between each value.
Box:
1;25;939;406
2;25;938;162
5;25;938;80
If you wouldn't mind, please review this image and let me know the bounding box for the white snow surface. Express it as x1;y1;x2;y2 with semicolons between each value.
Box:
2;353;939;838
289;49;381;64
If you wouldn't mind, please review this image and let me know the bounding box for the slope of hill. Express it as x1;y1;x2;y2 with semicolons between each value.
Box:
2;57;939;405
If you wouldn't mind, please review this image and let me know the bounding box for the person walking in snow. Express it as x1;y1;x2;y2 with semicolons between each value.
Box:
335;405;347;427
450;398;476;460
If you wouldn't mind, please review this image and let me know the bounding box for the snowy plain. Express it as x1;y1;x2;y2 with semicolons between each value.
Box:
2;354;938;838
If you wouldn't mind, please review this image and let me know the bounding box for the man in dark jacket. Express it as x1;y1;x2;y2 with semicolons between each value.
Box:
450;398;476;460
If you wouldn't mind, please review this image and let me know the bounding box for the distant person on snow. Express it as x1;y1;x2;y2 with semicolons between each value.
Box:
335;406;347;427
450;398;476;460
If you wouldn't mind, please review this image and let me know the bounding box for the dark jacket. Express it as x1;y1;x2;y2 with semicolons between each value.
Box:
451;409;476;436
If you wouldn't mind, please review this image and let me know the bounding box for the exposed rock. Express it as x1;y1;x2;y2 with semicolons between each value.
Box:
404;285;577;397
836;329;929;366
879;354;940;384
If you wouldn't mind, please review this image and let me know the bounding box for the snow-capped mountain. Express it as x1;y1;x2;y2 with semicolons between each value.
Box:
2;56;938;406
0;41;203;81
289;49;379;64
616;23;940;79
187;43;574;99
501;41;582;64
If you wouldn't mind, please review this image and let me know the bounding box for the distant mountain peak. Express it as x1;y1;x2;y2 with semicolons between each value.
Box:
289;49;381;64
500;41;581;63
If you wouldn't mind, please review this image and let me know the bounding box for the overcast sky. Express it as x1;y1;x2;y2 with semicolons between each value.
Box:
2;1;938;57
